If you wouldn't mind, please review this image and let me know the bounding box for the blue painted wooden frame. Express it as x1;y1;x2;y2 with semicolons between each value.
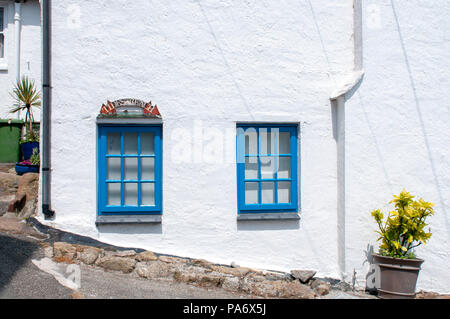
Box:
236;124;299;214
97;125;163;216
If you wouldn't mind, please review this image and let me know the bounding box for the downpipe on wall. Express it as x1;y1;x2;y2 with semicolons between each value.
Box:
41;0;54;219
330;0;364;282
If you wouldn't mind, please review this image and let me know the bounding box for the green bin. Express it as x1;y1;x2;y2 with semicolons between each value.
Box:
0;119;24;163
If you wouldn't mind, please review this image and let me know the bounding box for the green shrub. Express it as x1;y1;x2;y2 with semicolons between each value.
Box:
30;148;40;166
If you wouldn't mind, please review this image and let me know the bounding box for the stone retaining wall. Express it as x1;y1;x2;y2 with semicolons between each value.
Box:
49;241;331;299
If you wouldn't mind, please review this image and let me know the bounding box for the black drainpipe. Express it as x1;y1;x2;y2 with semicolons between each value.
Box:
41;0;54;219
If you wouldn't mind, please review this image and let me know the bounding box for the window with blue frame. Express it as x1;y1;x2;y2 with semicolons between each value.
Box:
236;124;298;214
98;125;162;215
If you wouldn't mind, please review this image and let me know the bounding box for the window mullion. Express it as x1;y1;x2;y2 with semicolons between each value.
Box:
257;127;261;205
274;129;278;204
120;133;124;207
137;132;141;207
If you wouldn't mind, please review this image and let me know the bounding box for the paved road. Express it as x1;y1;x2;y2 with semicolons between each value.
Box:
0;231;254;299
0;233;73;298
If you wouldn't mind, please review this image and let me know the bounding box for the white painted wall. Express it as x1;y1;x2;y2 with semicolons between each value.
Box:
37;0;450;293
0;0;41;120
345;0;450;293
40;0;355;281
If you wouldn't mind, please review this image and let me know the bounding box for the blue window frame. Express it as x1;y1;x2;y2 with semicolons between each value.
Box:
98;125;162;215
236;124;298;214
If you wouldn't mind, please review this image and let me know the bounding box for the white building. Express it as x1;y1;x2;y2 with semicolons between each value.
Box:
34;0;450;294
0;0;41;120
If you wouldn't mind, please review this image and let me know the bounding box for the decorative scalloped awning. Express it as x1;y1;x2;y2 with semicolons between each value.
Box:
98;98;161;119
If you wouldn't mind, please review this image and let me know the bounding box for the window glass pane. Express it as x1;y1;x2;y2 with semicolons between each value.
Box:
244;129;258;155
141;132;155;155
261;182;275;204
124;157;138;180
107;183;121;206
278;181;291;203
0;34;4;59
245;182;258;204
260;156;275;179
107;133;121;154
141;183;155;206
0;8;3;32
244;157;258;179
278;157;291;179
124;132;138;154
279;132;291;154
260;129;275;155
141;157;155;180
107;158;121;180
124;183;138;206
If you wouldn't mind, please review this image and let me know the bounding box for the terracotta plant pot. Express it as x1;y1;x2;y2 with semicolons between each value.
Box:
373;254;424;299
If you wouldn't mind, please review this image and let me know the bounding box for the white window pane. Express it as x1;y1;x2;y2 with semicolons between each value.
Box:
124;157;138;180
244;129;258;155
124;183;138;206
107;158;121;180
124;133;138;154
279;132;291;154
141;183;155;206
261;182;275;204
260;129;275;155
107;183;121;206
141;132;155;155
278;181;291;203
260;156;275;179
278;157;291;179
141;157;155;180
107;133;121;154
245;157;258;179
245;182;258;204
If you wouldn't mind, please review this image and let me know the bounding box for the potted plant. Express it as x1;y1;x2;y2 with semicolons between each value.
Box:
19;131;39;161
9;76;41;160
371;190;434;299
15;147;40;175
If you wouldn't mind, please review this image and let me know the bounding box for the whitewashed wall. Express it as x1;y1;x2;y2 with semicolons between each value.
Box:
0;0;41;120
41;0;355;281
345;0;450;293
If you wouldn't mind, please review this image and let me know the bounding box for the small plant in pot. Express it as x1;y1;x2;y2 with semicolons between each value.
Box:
15;147;40;175
9;76;41;160
371;190;434;299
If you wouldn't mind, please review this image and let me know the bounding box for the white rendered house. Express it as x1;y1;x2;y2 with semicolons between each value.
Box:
36;0;450;294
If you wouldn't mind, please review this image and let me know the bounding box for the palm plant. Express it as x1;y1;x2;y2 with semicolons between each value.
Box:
9;76;41;140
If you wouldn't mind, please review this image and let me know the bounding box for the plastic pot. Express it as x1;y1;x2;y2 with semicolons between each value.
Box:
15;163;39;175
21;141;39;161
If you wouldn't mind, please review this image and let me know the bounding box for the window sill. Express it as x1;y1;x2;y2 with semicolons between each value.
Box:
0;63;8;71
96;214;162;225
237;212;300;221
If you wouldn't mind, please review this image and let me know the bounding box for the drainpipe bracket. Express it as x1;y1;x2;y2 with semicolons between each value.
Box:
330;70;365;101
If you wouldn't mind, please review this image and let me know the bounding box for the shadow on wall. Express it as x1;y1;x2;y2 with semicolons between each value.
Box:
237;219;300;231
97;223;163;235
21;1;42;28
390;0;449;237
